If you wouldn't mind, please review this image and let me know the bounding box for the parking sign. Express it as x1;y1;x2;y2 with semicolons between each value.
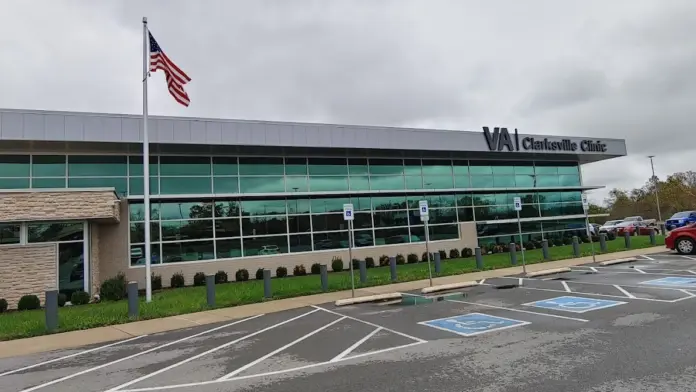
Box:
513;197;522;211
419;200;429;217
581;194;589;211
343;203;354;221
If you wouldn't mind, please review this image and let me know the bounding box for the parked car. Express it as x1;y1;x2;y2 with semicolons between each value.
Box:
615;221;658;236
665;223;696;254
599;220;623;233
623;216;644;222
665;211;696;231
258;245;280;255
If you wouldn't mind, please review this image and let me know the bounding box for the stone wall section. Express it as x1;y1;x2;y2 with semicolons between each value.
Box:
0;243;57;309
0;189;120;222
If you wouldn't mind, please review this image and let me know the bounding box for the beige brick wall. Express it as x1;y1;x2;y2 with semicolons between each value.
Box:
0;243;57;309
90;224;100;294
98;201;129;282
0;189;120;223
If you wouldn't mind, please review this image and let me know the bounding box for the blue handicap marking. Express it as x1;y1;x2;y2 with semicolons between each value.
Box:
418;313;529;337
640;276;696;287
524;296;625;313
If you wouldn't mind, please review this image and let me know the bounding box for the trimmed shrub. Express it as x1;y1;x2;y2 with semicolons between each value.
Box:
449;248;460;259
352;259;361;270
57;293;67;307
18;295;40;311
462;247;473;258
255;268;265;280
331;256;344;272
438;250;447;260
215;270;228;284
553;238;564;247
310;263;322;275
365;257;375;268
71;290;90;305
235;268;250;281
407;253;419;264
293;265;307;276
421;252;429;262
378;255;390;267
0;298;7;313
276;266;288;278
524;242;536;250
171;272;186;288
151;273;162;291
193;272;206;287
100;273;127;301
480;245;489;254
395;254;406;265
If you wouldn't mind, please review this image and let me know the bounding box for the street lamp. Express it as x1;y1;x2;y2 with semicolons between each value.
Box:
647;156;663;230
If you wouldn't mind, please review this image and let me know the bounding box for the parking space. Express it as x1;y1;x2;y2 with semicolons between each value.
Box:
3;251;696;392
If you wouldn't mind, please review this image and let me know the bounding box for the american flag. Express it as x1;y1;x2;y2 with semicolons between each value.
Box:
149;32;191;107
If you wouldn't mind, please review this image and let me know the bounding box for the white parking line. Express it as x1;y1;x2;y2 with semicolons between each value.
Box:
519;286;679;303
330;327;382;363
561;281;572;293
0;335;148;377
479;278;486;285
679;289;696;297
633;268;647;274
105;310;316;392
640;255;656;261
683;256;696;261
613;285;636;299
687;271;696;275
446;299;589;322
218;316;347;380
590;267;599;273
18;314;265;392
312;305;427;343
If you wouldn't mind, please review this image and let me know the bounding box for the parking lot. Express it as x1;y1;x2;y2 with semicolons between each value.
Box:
4;251;696;392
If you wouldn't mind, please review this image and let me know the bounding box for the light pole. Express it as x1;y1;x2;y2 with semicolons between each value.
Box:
647;156;663;230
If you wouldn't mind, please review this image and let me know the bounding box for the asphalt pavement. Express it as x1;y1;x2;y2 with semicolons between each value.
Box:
3;251;696;392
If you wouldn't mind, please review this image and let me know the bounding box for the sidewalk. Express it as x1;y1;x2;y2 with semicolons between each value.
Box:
0;246;667;358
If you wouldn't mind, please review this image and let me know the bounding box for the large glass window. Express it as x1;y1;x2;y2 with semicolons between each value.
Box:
33;155;66;177
0;155;29;177
239;157;284;175
0;223;20;245
68;155;127;177
308;158;347;175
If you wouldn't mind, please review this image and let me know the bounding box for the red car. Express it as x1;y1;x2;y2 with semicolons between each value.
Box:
614;221;659;236
666;223;696;255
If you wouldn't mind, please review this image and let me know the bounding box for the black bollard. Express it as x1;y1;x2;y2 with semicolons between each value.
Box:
359;260;367;283
509;243;517;265
649;229;656;245
600;233;607;252
475;247;483;270
542;239;550;260
434;252;441;273
624;231;631;248
206;274;215;307
389;256;397;282
572;236;580;257
263;269;272;299
320;264;328;291
127;281;139;318
45;290;58;332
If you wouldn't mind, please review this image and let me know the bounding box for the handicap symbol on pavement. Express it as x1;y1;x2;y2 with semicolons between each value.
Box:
640;277;696;287
418;313;529;337
524;296;625;313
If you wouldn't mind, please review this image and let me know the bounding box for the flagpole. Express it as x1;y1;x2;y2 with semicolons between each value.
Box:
142;16;153;302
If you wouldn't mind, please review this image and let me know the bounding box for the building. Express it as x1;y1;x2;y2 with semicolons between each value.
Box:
0;108;626;307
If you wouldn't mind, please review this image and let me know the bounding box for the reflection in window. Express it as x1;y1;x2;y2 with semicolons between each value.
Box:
372;195;407;210
242;199;286;216
424;176;453;189
374;210;408;227
428;224;459;241
212;157;238;175
374;227;411;245
349;176;370;191
285;176;308;192
313;231;348;250
215;219;241;238
348;158;368;174
130;244;161;266
370;175;405;190
369;159;403;175
287;198;311;214
162;240;215;262
310;176;348;192
159;201;213;220
160;220;213;241
128;177;159;196
128;156;159;176
213;177;239;193
215;200;241;217
353;230;374;247
160;156;210;176
130;222;160;242
289;234;312;252
160;177;211;194
68;177;127;196
310;198;349;213
68;155;127;177
285;158;308;175
308;158;347;175
33;155;66;177
353;212;373;229
243;235;288;256
58;241;85;296
242;216;287;236
216;238;242;258
33;178;67;188
240;176;285;193
28;222;84;243
312;214;347;232
0;223;21;244
239;157;284;175
288;215;311;233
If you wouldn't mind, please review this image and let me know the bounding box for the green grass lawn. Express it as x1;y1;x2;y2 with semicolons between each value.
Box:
0;235;664;341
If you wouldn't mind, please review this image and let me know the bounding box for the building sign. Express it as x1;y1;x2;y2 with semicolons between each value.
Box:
482;127;607;153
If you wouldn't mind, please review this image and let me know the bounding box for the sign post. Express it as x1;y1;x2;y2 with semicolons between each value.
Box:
419;200;434;286
582;193;596;263
343;203;356;297
513;197;526;274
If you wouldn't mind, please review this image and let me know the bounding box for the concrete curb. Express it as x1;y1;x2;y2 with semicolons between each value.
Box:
421;281;478;294
526;267;571;278
599;257;637;266
335;292;402;306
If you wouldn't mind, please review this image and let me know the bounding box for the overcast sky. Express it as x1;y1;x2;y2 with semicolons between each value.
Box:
1;0;694;205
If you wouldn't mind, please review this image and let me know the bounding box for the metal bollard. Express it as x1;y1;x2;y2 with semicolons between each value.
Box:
649;229;656;245
509;243;517;265
542;239;550;260
206;274;215;307
263;269;272;299
389;256;397;282
572;236;580;257
320;264;328;291
475;247;483;270
45;290;58;332
359;260;367;283
127;281;139;318
600;233;607;252
434;252;441;273
624;231;631;248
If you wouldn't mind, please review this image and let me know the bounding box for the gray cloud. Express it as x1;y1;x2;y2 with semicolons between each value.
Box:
0;0;694;205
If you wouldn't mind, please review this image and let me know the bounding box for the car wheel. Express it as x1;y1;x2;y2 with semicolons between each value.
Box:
675;237;696;255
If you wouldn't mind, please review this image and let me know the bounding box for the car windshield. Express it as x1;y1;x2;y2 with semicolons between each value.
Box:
671;211;694;218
